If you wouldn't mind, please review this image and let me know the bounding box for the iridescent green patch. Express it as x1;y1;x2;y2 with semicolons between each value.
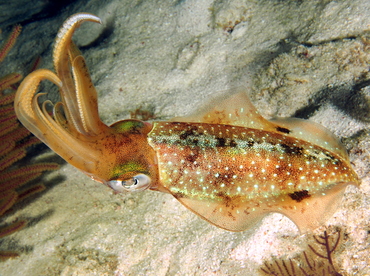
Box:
111;161;148;179
111;120;145;134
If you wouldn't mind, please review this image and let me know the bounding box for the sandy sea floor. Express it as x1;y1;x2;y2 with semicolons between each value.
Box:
0;0;369;275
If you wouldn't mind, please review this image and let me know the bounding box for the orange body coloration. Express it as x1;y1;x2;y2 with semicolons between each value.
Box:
14;13;359;232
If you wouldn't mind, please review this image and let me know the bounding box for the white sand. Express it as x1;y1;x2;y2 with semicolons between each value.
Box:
1;0;369;275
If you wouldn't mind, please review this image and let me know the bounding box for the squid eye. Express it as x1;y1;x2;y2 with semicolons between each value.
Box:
106;174;151;192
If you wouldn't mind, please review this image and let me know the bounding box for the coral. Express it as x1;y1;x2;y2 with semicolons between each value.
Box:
260;229;343;276
0;24;59;260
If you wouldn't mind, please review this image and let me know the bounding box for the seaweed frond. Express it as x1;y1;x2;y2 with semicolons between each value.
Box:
261;259;297;276
0;24;59;260
0;25;21;64
308;230;341;274
260;228;343;276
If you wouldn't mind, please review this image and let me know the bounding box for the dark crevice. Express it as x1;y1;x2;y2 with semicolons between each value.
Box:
18;0;86;27
293;79;370;122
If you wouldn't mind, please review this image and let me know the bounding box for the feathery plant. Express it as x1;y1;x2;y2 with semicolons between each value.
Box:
260;228;343;276
0;24;59;260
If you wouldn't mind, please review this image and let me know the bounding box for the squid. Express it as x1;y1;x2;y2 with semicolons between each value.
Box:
14;13;359;232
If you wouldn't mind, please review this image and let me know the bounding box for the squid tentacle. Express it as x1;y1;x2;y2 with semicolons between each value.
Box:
15;14;111;176
53;12;102;135
14;69;101;172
